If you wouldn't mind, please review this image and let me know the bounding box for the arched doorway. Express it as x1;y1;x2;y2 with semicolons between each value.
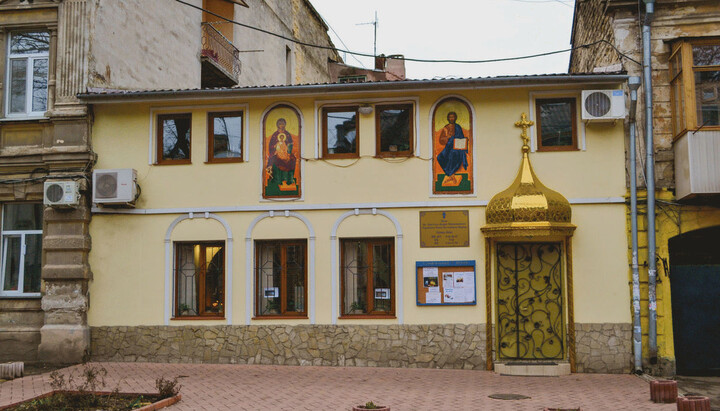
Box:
670;225;720;375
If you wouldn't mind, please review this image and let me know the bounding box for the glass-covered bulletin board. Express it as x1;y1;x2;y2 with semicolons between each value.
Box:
416;260;476;306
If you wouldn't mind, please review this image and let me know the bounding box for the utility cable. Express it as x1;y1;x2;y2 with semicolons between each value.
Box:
175;0;640;66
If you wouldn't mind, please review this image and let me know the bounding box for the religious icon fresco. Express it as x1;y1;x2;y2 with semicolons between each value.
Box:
432;97;473;194
263;105;301;198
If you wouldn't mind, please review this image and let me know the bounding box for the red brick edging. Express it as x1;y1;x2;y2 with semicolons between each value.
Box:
0;391;180;411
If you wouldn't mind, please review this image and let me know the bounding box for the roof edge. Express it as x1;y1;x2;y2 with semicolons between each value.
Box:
78;74;629;104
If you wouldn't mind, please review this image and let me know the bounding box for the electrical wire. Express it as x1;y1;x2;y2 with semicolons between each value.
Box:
175;0;640;66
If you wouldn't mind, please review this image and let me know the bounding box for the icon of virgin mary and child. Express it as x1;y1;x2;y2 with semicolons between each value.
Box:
436;111;469;187
266;118;298;192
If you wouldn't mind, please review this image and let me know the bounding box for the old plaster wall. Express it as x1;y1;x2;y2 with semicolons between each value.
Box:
232;0;338;86
572;0;720;375
87;0;202;90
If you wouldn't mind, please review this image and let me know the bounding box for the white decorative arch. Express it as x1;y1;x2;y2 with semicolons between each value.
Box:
427;94;478;198
245;210;316;324
164;212;234;325
331;208;404;324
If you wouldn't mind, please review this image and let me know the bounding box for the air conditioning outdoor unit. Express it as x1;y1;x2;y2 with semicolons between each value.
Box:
581;89;625;121
93;168;138;206
44;181;80;207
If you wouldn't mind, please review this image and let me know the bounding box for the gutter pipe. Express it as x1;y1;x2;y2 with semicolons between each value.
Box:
628;76;643;373
642;0;658;364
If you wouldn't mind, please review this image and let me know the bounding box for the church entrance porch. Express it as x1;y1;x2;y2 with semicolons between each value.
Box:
496;243;565;361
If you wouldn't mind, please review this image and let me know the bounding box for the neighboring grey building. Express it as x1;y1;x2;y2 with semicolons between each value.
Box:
0;0;339;364
569;0;720;376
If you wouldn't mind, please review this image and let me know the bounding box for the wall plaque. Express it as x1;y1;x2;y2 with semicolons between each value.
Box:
419;210;469;247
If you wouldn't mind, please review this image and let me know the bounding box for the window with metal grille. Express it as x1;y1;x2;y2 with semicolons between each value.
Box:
174;242;225;318
341;237;394;317
254;240;307;317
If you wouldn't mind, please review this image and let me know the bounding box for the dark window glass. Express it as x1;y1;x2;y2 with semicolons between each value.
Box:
31;59;48;112
341;238;394;316
695;70;720;127
536;98;577;150
9;59;27;114
158;114;192;163
2;203;43;230
175;242;225;317
10;32;49;54
255;240;307;317
209;112;243;162
376;104;413;156
323;108;358;157
693;44;720;67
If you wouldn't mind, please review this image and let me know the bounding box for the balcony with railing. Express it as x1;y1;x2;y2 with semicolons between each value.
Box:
201;22;241;87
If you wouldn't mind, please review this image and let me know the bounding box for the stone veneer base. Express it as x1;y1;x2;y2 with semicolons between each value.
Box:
90;323;632;373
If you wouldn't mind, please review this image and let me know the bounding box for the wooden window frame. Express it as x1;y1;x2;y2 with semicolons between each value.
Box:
173;241;225;319
321;106;360;159
156;113;192;165
339;237;395;318
254;239;308;319
670;38;720;140
535;97;578;152
207;110;243;164
375;103;414;158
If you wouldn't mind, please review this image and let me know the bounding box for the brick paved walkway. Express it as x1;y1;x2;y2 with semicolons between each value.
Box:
0;362;676;410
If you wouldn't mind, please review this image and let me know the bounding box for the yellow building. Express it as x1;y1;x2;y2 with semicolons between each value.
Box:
80;74;632;373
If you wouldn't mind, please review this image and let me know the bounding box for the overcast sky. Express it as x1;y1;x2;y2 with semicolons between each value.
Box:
310;0;576;79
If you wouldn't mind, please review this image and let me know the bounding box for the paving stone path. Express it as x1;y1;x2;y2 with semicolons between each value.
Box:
0;362;677;410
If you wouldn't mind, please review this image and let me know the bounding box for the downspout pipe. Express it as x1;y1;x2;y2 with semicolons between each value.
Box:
642;0;658;365
628;76;643;373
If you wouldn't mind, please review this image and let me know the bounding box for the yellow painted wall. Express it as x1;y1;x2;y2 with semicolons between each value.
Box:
628;189;720;363
87;85;630;327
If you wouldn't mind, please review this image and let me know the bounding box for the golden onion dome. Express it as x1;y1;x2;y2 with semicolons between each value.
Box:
485;114;572;225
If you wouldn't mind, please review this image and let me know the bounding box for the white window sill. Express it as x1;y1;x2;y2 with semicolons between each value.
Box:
0;115;49;122
0;293;41;299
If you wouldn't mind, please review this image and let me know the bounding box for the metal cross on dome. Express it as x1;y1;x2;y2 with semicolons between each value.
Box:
514;113;534;147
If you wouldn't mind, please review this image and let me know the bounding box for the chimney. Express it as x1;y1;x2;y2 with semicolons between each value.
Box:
385;55;406;81
375;54;387;71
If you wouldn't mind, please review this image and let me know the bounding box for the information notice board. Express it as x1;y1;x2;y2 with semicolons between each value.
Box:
416;260;476;306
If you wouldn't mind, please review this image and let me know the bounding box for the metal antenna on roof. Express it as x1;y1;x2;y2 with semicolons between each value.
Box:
356;11;378;57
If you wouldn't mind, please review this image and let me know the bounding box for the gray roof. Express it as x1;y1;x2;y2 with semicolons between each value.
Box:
78;72;628;103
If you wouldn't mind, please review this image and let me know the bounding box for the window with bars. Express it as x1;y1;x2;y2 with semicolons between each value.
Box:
670;39;720;138
1;203;43;297
254;240;307;317
341;238;394;317
5;31;49;117
174;242;225;318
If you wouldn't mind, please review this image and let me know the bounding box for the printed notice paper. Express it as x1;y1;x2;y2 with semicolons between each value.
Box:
426;292;441;304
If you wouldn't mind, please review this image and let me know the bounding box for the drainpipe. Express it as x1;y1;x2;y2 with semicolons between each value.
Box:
642;0;658;365
628;76;642;373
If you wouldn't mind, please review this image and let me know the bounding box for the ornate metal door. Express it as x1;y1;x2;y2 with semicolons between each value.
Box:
497;243;564;360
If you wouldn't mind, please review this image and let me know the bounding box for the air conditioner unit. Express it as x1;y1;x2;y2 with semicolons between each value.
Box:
93;168;138;206
44;181;80;207
581;89;625;121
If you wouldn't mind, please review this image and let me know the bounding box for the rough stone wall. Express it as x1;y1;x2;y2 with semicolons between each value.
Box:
87;0;202;90
569;0;622;74
233;0;338;86
575;323;633;374
91;324;486;369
